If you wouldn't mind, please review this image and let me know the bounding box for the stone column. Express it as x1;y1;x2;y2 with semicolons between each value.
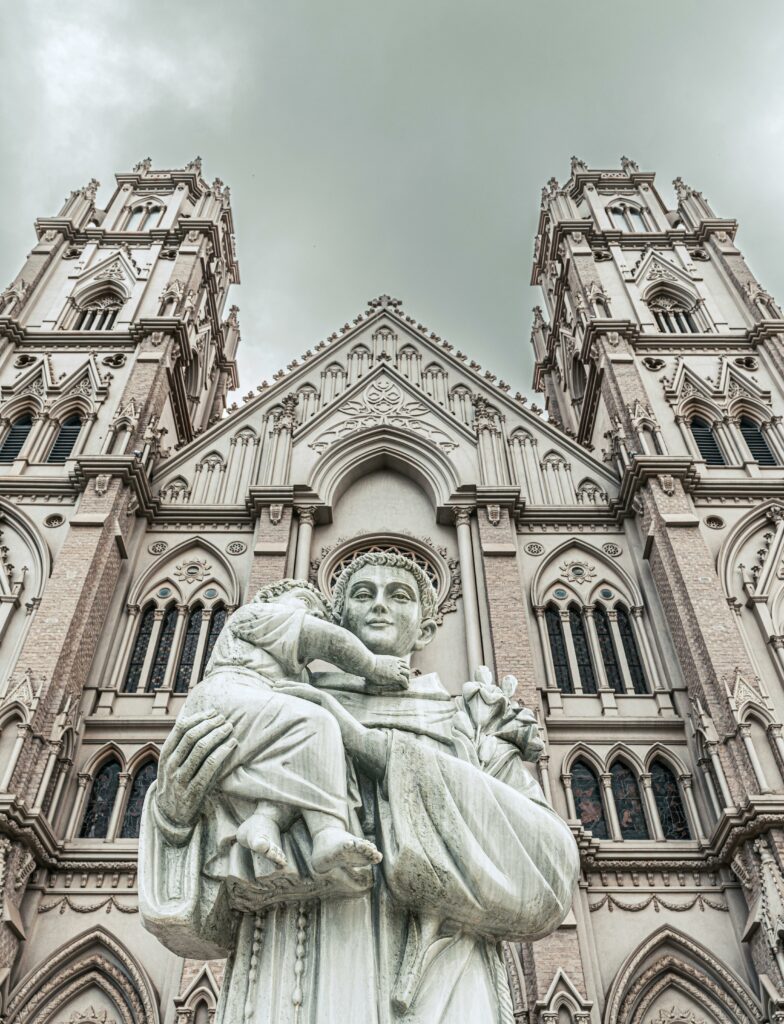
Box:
0;723;28;792
106;772;131;841
66;773;92;840
679;774;707;844
640;772;665;841
453;508;483;673
738;721;770;792
600;772;623;840
32;744;59;812
293;506;317;581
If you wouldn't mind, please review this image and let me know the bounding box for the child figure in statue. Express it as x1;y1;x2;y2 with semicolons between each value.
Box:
182;579;409;874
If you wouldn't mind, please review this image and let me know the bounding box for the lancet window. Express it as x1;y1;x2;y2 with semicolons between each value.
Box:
689;416;725;465
148;606;178;691
174;605;203;693
78;758;121;839
568;605;597;694
616;605;648;693
0;414;33;463
200;604;226;675
648;293;699;333
594;606;624;693
739;415;777;466
125;204;163;231
611;761;650;839
119;760;157;839
568;751;696;842
545;605;573;693
46;414;82;463
650;759;691;839
570;760;609;838
73;294;123;330
608;203;648;232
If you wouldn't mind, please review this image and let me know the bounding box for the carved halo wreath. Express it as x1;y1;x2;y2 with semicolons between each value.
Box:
310;532;461;626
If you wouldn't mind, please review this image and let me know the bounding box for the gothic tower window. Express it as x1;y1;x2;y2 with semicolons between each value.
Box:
545;604;573;693
123;605;155;693
74;294;123;330
46;414;82;464
200;603;226;676
79;758;121;839
648;294;698;333
608;204;648;232
174;604;203;693
594;606;624;693
650;759;691;840
0;414;33;463
616;605;648;693
126;204;163;231
119;760;157;838
610;761;650;839
689;415;725;465
147;605;178;692
568;604;597;694
571;760;609;838
739;416;777;466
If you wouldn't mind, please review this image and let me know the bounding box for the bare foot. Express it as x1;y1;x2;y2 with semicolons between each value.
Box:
236;817;287;868
311;827;383;874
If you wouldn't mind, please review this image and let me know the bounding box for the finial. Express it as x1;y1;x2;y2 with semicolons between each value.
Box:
672;176;692;202
570;156;588;175
133;157;152;175
620;155;639;174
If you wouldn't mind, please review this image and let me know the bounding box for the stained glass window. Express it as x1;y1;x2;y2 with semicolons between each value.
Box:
174;605;203;693
147;606;178;692
651;759;691;840
571;760;608;838
595;607;624;693
201;604;226;676
610;762;649;839
123;605;155;693
568;605;597;694
79;758;121;838
119;760;157;839
616;606;648;694
545;604;573;693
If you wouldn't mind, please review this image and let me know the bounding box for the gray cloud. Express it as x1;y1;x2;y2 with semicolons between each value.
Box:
2;0;784;398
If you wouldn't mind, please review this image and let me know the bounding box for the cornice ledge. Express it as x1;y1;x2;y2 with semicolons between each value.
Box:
615;455;699;514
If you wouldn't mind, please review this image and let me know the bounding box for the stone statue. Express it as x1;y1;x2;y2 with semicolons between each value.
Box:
139;553;579;1023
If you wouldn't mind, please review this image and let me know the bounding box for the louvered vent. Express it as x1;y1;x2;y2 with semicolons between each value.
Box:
46;416;81;464
0;415;32;463
740;417;776;466
690;417;725;466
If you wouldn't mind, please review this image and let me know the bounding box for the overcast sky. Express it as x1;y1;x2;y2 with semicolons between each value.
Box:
2;1;784;399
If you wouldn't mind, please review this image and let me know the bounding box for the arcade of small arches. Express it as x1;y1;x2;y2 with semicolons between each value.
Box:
0;409;85;464
563;748;701;844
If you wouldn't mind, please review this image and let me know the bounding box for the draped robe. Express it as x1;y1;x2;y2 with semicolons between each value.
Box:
139;671;579;1024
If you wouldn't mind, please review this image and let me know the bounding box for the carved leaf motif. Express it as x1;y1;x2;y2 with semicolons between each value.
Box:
309;377;458;454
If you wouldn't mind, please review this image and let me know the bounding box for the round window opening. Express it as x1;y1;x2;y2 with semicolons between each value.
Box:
158;587;171;598
204;588;218;599
553;588;568;599
326;542;439;594
600;588;614;599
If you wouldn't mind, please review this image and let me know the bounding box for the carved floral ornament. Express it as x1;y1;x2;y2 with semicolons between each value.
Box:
174;558;212;584
310;533;461;625
558;559;596;585
308;377;458;454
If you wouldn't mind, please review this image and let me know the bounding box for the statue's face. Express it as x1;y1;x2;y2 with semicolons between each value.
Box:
341;565;435;656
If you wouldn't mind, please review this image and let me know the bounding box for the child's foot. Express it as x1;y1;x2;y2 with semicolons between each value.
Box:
236;818;287;868
311;827;383;874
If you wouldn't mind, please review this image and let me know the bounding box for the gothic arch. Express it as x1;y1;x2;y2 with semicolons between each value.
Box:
563;742;605;775
128;537;239;608
83;741;126;775
717;499;783;598
6;927;159;1024
605;926;761;1024
125;742;160;776
606;743;646;776
643;743;690;776
531;538;643;608
726;393;772;424
310;424;459;507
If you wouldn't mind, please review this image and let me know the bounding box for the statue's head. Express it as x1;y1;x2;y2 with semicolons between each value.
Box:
331;552;438;657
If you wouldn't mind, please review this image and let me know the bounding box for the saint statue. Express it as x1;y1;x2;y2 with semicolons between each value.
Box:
139;552;579;1023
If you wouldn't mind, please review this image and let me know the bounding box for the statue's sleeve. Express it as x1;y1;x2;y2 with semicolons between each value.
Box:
376;731;579;942
230;603;309;677
138;782;236;959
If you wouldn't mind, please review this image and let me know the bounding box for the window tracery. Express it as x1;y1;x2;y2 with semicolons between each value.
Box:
174;604;203;693
123;605;155;693
148;605;178;692
545;604;573;693
73;293;123;331
201;603;226;675
607;203;648;232
594;605;624;693
568;604;597;694
616;605;648;693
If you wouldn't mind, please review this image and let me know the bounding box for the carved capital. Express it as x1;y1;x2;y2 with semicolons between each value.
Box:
453;507;473;528
294;506;317;527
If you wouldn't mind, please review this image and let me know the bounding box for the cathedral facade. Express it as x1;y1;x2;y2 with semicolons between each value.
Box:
0;155;781;1022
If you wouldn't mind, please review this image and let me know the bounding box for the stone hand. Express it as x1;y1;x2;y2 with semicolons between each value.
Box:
369;655;410;691
155;709;238;829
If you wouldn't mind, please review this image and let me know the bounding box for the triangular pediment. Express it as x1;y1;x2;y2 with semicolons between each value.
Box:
632;247;697;295
72;248;139;302
152;297;618;504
